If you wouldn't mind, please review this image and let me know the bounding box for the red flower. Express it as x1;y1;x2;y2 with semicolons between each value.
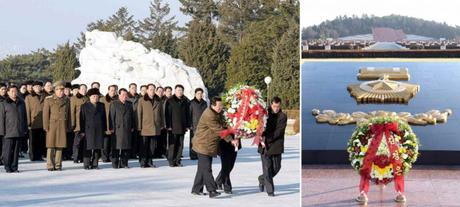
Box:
359;135;369;146
374;178;393;185
373;155;391;168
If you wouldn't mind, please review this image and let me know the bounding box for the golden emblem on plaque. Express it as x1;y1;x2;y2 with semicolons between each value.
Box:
347;74;420;104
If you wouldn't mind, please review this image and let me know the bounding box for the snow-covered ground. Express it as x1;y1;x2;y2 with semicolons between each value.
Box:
0;134;300;207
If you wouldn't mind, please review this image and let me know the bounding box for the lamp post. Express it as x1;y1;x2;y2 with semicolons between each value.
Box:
264;76;272;105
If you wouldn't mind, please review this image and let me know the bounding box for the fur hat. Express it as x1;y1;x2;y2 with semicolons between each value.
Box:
71;84;80;90
87;88;100;97
32;81;43;87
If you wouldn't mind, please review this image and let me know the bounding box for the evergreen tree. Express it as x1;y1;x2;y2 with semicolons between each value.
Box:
303;14;460;40
107;7;136;38
76;7;137;50
271;23;299;109
217;0;261;47
225;15;289;95
0;49;52;83
49;42;79;82
179;0;218;20
137;0;178;57
178;18;229;97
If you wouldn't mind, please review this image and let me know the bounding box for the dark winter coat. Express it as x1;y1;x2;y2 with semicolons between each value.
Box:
0;97;28;138
258;109;287;155
109;99;134;150
189;98;208;131
80;102;107;150
165;95;190;135
127;93;140;129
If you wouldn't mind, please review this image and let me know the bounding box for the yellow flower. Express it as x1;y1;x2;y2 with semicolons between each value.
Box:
372;163;393;179
360;146;368;153
399;148;406;154
248;119;259;130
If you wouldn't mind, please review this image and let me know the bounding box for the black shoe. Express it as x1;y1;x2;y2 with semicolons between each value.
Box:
259;183;264;192
209;191;221;198
224;190;233;194
176;163;183;167
84;166;90;170
48;168;55;171
268;193;275;197
216;184;223;191
55;168;62;171
191;191;206;196
74;160;79;164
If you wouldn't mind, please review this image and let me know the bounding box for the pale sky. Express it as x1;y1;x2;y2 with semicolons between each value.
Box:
301;0;460;28
0;0;189;59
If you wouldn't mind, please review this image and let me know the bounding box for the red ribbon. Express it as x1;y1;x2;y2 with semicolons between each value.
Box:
226;88;267;145
360;122;403;179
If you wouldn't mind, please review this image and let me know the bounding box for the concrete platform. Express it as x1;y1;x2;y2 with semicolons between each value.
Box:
302;165;460;206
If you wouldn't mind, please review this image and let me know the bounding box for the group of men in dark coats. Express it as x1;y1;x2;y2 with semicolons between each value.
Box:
1;80;288;199
0;80;212;172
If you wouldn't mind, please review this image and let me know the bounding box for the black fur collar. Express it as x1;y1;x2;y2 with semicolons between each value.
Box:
6;97;19;104
76;93;85;99
105;94;118;103
143;94;160;101
128;93;138;99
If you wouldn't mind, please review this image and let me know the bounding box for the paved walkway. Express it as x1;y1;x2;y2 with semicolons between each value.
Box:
302;165;460;206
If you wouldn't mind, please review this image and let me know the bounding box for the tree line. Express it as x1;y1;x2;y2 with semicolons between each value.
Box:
0;0;299;109
302;14;460;40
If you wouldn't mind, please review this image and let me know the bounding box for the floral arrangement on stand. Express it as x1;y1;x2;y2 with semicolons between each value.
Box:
347;116;419;185
221;85;268;145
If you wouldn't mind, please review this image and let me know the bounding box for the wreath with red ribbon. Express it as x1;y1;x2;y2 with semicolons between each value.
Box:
347;117;419;185
220;85;268;145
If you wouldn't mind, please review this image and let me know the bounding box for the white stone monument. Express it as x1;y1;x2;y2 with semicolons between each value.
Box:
73;30;207;100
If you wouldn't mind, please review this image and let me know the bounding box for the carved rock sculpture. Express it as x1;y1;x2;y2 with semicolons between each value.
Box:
311;108;452;126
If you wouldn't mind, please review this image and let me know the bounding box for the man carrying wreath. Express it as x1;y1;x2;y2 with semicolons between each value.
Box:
258;96;287;197
191;96;239;198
